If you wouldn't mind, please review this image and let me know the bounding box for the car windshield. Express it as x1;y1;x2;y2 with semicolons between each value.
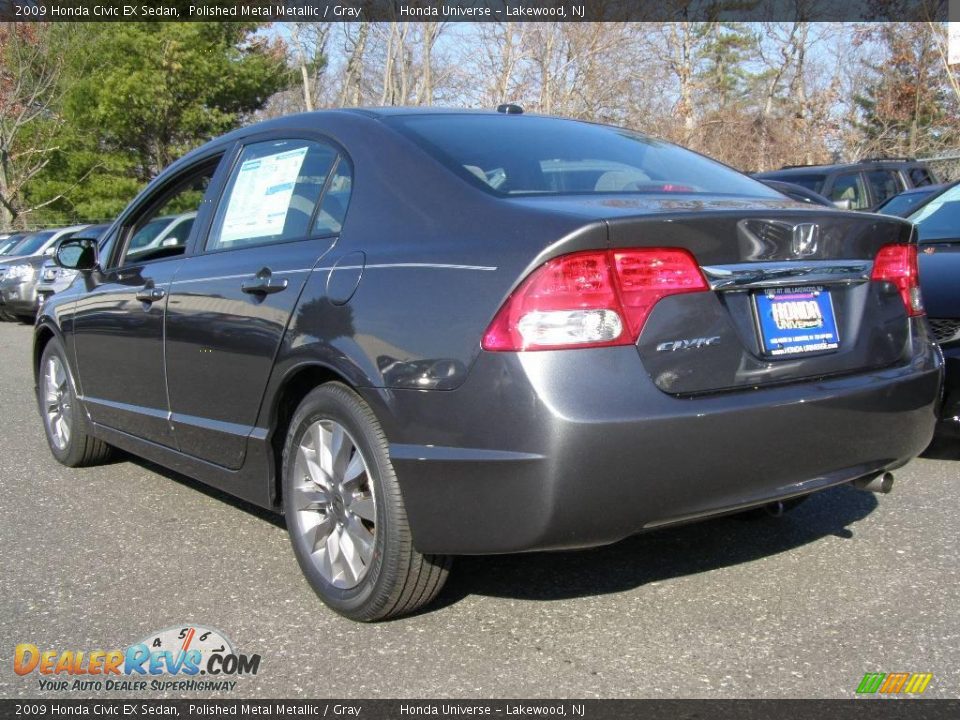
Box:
877;190;933;216
909;184;960;242
9;230;56;256
386;114;777;198
0;237;23;254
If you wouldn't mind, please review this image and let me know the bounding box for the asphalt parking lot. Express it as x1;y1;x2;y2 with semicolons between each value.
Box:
1;319;958;700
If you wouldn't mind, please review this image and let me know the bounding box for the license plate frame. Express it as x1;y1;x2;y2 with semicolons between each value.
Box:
754;285;840;357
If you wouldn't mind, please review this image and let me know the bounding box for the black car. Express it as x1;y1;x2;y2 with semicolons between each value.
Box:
876;182;956;217
757;179;835;207
754;158;938;211
909;184;960;434
37;109;942;621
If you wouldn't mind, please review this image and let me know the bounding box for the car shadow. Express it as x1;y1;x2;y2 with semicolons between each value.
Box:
122;454;287;530
119;454;878;613
427;485;878;611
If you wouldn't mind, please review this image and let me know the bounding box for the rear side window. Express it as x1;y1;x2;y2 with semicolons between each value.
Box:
313;158;352;236
829;173;869;210
865;169;903;205
387;115;776;198
207;139;337;251
909;167;933;187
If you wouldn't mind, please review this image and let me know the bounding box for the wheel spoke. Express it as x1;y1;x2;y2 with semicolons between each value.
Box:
339;527;366;583
344;517;374;565
317;423;335;477
310;513;335;554
349;496;375;522
52;359;66;389
296;444;332;490
342;453;365;489
331;425;352;477
326;526;345;581
294;482;330;512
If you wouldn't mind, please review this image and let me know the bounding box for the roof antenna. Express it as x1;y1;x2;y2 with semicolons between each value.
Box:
496;103;524;115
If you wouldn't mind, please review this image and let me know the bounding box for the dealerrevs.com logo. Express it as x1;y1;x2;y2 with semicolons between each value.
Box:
14;625;261;692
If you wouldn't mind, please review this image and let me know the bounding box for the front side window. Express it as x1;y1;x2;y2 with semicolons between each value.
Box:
386;114;776;198
829;173;868;209
865;169;903;205
207;139;338;251
119;159;219;267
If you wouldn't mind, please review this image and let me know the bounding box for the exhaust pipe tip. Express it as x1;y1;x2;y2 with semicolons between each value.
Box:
764;500;785;517
852;471;895;494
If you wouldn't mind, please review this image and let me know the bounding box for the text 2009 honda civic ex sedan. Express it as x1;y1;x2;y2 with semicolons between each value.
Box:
36;109;942;620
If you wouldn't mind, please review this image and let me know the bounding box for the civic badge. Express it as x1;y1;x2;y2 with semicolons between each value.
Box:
791;223;819;257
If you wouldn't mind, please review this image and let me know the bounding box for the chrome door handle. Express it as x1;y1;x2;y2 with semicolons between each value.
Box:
135;287;165;303
241;273;288;296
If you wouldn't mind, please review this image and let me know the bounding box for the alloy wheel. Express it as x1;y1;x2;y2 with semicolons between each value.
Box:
43;355;71;451
291;419;377;589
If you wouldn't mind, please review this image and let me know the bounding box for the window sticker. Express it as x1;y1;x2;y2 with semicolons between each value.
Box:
219;147;309;243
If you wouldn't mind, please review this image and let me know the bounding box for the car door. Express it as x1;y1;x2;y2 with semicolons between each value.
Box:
164;135;353;469
71;152;227;447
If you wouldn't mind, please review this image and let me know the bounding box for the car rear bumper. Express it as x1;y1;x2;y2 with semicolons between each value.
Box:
364;323;941;555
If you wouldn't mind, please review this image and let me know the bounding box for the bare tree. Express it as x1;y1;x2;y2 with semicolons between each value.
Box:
337;22;369;107
0;24;68;230
287;22;332;112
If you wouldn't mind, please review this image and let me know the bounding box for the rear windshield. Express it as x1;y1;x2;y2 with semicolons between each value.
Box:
910;185;960;242
386;115;776;198
9;230;56;256
877;190;933;216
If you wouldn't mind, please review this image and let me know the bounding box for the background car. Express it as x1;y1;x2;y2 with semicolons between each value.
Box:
757;179;835;207
0;225;88;322
875;182;957;217
907;184;960;435
754;158;939;211
37;109;941;621
0;233;29;255
126;212;197;257
36;224;112;310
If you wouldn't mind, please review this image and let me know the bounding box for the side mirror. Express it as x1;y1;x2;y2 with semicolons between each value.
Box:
55;237;98;272
833;199;853;210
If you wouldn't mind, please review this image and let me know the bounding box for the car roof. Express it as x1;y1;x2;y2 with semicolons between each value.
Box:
756;160;926;177
195;107;612;150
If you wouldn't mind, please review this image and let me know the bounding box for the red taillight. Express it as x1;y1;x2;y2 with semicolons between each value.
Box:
482;248;708;351
871;243;924;317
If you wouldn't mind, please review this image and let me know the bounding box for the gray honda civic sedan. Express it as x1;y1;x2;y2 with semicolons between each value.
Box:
35;108;942;620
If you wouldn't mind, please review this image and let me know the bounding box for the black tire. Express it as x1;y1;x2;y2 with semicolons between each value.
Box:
37;337;113;467
282;382;451;621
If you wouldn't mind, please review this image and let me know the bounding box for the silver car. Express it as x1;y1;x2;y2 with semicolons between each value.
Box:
36;225;112;310
0;225;88;321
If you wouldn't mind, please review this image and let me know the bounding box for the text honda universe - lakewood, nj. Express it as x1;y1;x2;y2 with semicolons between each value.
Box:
35;109;942;620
